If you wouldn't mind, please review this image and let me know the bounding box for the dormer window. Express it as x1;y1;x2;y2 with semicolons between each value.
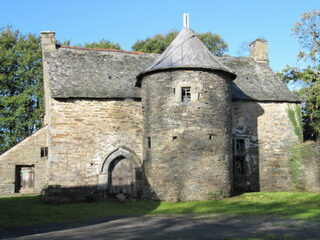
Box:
181;87;191;102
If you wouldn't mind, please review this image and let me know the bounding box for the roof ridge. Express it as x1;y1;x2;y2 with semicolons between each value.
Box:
58;45;147;55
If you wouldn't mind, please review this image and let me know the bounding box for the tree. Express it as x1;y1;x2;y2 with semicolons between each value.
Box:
0;26;44;154
282;10;320;140
79;39;122;50
132;31;228;56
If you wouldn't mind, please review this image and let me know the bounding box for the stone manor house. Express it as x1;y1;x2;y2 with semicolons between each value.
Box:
0;21;308;201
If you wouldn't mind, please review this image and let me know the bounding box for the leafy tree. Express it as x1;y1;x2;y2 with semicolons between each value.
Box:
0;26;44;154
79;39;121;50
282;10;320;140
132;31;228;56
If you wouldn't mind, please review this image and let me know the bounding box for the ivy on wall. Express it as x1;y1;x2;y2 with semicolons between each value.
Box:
287;104;318;190
287;104;303;143
287;104;304;190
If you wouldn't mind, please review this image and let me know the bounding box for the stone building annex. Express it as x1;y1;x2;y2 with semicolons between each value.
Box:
0;17;313;201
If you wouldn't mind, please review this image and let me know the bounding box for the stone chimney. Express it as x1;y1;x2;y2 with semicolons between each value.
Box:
249;39;268;64
41;31;56;52
40;31;56;126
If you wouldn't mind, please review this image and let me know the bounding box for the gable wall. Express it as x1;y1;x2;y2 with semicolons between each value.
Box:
232;101;299;192
0;127;48;195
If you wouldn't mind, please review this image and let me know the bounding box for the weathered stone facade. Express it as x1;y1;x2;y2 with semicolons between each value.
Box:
232;102;300;193
0;127;48;195
1;23;317;200
48;98;143;190
141;70;233;201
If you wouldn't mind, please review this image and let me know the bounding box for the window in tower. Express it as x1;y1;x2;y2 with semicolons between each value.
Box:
181;87;191;102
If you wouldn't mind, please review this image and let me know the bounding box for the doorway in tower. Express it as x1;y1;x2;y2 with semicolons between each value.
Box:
15;165;35;193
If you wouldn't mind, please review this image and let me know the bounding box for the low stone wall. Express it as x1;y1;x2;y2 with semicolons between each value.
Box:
0;127;48;195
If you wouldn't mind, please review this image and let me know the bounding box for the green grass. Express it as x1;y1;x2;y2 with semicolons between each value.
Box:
0;192;319;227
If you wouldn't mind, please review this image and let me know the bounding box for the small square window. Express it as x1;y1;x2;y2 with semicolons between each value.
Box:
181;87;191;102
41;147;48;158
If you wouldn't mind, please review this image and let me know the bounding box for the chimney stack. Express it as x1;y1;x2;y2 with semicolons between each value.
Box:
249;39;268;64
41;31;56;52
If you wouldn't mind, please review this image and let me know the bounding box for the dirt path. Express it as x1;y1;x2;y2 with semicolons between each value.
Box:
1;214;320;240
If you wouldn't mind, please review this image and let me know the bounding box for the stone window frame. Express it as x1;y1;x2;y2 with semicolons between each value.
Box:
174;82;201;103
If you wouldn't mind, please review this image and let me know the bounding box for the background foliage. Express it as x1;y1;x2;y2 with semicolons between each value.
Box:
0;26;43;154
282;10;320;140
78;39;121;50
132;31;228;56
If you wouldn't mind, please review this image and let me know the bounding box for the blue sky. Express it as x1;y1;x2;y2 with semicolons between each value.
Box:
0;0;319;71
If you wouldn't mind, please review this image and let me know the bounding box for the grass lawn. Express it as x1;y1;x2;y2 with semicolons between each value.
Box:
0;192;319;227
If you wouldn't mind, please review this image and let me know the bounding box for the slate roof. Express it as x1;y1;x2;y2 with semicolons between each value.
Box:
46;46;157;99
136;27;236;86
219;57;300;102
47;45;300;102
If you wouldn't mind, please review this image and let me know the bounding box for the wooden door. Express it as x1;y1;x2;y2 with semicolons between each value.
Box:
15;166;34;193
108;157;134;195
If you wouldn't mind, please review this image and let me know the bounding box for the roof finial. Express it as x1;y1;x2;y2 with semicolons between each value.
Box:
183;13;189;28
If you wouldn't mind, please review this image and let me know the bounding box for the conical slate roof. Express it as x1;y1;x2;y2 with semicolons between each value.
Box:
136;27;236;86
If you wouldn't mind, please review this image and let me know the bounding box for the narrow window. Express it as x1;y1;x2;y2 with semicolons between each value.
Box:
181;87;191;102
172;136;177;140
147;137;151;148
41;147;48;158
232;139;246;176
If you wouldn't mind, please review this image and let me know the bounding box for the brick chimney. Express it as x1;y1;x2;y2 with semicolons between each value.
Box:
249;39;268;64
41;31;56;52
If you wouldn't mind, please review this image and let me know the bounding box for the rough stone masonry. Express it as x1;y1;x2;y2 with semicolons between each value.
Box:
1;19;314;201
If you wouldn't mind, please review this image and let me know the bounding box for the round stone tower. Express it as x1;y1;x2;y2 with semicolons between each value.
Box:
136;25;236;201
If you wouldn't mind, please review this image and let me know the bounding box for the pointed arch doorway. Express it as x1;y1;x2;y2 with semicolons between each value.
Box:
98;148;142;198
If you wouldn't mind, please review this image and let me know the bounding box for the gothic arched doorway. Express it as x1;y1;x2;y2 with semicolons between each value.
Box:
98;148;142;198
108;156;135;195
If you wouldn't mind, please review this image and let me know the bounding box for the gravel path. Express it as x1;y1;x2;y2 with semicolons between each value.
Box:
1;214;320;240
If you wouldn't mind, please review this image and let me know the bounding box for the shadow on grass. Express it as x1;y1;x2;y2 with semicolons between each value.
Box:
0;194;161;238
1;214;320;240
0;192;319;239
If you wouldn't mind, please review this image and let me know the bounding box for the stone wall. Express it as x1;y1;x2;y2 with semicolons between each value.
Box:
290;141;320;192
232;101;262;193
0;127;48;195
232;101;300;192
47;98;143;190
141;70;233;201
303;141;320;192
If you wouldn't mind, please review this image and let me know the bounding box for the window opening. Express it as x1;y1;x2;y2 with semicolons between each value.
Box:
147;137;151;148
232;139;246;176
41;147;48;158
181;87;191;102
172;136;177;140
